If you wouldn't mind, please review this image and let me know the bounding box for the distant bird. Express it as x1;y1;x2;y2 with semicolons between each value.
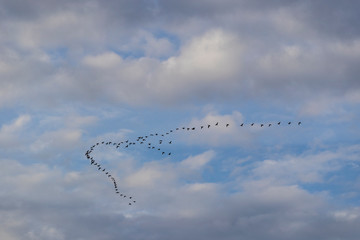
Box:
226;124;229;127
261;124;264;127
168;153;171;155
176;128;179;130
187;128;190;130
268;124;271;127
251;123;254;126
169;141;172;144
278;122;281;125
288;122;291;125
298;122;301;125
129;203;132;205
240;123;244;126
215;122;219;126
192;127;195;130
208;124;211;128
162;152;165;155
201;126;204;129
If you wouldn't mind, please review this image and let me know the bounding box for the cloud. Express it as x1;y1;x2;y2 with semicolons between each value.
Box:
180;150;215;170
0;115;31;148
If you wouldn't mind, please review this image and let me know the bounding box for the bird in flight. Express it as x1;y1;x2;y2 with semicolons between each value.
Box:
85;118;301;206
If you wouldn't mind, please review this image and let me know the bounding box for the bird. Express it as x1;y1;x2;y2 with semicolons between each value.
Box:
201;126;204;129
169;141;172;144
192;127;195;130
288;122;291;125
251;123;254;126
278;122;281;125
168;152;171;155
261;124;264;127
215;122;219;126
208;124;211;128
226;124;229;127
268;124;271;127
298;122;301;125
240;123;244;126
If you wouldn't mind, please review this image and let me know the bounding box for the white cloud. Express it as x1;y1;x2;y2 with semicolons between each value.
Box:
180;150;215;170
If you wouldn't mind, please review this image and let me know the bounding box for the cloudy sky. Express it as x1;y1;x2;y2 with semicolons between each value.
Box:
1;0;360;239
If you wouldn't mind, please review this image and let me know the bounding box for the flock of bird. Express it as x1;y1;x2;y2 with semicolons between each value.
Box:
85;121;302;205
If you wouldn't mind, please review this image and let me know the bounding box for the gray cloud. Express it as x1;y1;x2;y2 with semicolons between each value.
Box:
0;0;359;113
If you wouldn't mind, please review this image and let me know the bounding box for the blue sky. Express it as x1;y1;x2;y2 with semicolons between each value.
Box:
1;0;360;239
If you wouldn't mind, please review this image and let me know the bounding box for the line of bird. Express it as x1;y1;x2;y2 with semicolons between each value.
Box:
85;121;302;205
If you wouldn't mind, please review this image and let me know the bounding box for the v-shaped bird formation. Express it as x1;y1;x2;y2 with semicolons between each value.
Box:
85;121;302;205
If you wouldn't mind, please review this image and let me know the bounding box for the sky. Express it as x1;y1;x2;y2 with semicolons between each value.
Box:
1;0;360;239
